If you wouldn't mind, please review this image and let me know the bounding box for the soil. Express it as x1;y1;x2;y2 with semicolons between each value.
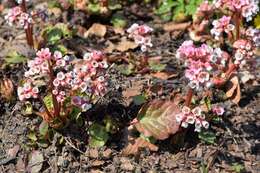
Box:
0;1;260;173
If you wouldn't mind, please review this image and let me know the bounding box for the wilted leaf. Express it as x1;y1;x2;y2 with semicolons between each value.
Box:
254;14;260;29
84;23;107;38
89;123;109;147
122;137;158;155
135;100;181;140
122;80;144;105
226;75;241;104
0;78;14;101
28;151;44;173
21;101;33;115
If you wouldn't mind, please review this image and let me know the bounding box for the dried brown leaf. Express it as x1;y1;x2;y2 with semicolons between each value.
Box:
0;78;14;101
85;23;107;38
151;72;178;80
226;75;241;104
163;22;191;32
122;80;144;105
105;37;138;53
122;137;158;155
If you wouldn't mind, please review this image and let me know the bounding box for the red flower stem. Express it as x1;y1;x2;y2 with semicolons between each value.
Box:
185;88;193;107
47;60;60;119
235;11;241;40
21;0;34;48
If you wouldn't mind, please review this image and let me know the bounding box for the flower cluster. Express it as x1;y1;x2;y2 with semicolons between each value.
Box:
210;16;235;40
214;0;259;21
127;23;153;52
176;106;209;132
18;48;109;112
176;41;228;90
233;39;255;66
18;82;39;101
5;6;33;29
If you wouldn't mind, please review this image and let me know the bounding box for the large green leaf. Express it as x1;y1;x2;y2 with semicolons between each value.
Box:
4;51;27;65
89;123;109;147
135;100;181;140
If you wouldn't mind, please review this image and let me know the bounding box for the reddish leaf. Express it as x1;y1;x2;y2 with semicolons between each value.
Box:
135;100;181;140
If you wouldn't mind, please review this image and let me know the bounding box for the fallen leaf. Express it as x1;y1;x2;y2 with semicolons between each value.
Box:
122;80;144;105
135;100;181;140
226;75;241;104
105;37;138;53
27;151;44;173
151;72;178;80
7;145;20;158
122;137;158;155
84;23;107;38
163;22;191;32
0;78;14;101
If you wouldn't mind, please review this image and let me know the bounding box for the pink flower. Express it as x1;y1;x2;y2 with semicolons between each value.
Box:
127;23;153;52
212;105;225;115
176;106;209;132
210;16;234;40
36;48;51;60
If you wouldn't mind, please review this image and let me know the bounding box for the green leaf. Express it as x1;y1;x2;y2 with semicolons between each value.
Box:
133;95;147;105
135;100;181;140
198;131;216;144
148;60;166;72
117;63;135;76
88;3;101;13
4;51;27;65
43;94;53;111
28;132;37;142
89;123;109;147
155;0;178;15
39;121;49;137
42;23;72;45
231;163;245;173
111;14;127;28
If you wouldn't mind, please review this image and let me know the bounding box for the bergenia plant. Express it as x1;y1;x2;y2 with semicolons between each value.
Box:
18;48;109;127
175;0;259;132
127;23;153;52
5;0;46;48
